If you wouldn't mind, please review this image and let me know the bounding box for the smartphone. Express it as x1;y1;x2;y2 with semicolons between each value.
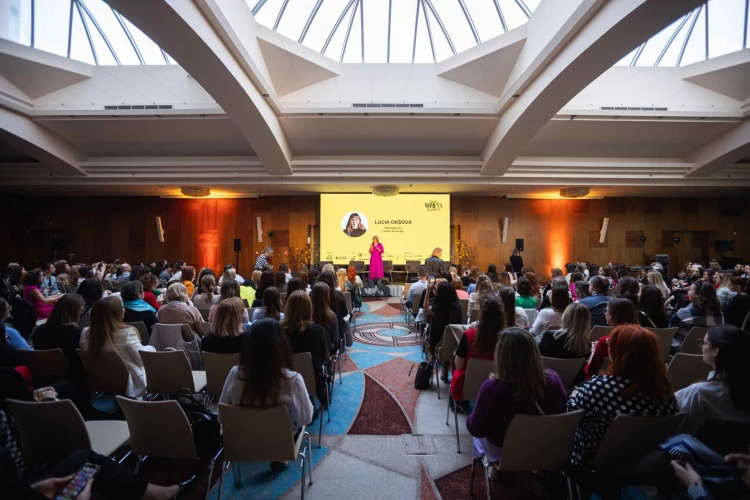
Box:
55;463;100;500
429;275;437;285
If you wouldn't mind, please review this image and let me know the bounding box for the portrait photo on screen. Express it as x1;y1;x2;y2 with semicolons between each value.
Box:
341;212;368;238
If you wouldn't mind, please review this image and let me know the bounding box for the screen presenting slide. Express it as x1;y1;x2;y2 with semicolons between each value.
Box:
320;194;450;264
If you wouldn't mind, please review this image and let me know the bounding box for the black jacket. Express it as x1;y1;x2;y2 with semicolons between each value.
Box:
425;257;444;277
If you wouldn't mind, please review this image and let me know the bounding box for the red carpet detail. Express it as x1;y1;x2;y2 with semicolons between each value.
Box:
365;357;421;424
420;464;439;500
347;374;411;435
433;464;545;500
339;353;360;373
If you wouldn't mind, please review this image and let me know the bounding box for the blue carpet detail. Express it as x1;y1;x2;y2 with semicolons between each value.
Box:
324;370;364;435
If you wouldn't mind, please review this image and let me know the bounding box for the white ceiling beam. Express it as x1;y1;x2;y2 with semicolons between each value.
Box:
481;0;704;176
104;0;293;175
684;120;750;178
0;107;86;176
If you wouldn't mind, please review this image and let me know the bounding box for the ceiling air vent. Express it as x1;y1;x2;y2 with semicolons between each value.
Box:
103;105;174;110
352;103;423;108
599;106;667;111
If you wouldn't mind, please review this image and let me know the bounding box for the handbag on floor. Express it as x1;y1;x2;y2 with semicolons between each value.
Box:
175;388;221;457
410;359;433;390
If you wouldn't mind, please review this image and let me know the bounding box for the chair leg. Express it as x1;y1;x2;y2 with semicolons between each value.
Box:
469;458;476;496
455;398;461;453
134;454;144;474
318;403;324;449
446;394;451;425
338;350;343;385
566;477;577;500
300;453;306;500
218;461;227;499
233;462;241;487
306;432;313;485
483;460;492;500
205;456;217;500
435;360;441;400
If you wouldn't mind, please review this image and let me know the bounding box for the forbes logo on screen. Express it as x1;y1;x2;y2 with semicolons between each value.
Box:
425;200;443;211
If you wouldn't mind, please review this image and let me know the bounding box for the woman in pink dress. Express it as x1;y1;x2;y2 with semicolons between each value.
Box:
21;269;61;320
369;236;384;280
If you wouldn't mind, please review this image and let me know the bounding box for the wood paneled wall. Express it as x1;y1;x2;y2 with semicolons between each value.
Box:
1;195;746;280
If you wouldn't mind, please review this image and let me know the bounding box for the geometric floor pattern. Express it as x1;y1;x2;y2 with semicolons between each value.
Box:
207;297;496;499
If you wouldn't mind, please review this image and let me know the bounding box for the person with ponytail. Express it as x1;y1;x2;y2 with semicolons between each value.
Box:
497;286;529;329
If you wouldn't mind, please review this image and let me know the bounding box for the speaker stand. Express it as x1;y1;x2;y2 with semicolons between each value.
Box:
235;250;240;272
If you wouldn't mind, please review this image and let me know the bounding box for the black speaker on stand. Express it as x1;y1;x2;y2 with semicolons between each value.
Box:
234;239;241;270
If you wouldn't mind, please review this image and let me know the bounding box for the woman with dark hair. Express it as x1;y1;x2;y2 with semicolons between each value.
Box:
311;282;339;353
669;282;725;334
252;270;276;307
676;325;750;434
202;297;246;354
285;278;305;305
486;264;499;283
275;271;288;294
585;298;639;379
588;263;600;280
307;269;320;289
524;272;541;301
498;286;529;329
252;287;284;322
451;295;504;402
426;281;462;381
193;274;219;310
180;266;196;296
281;291;330;408
530;286;569;340
569;325;678;471
515;277;537;310
121;281;158;334
722;277;750;329
21;270;61;320
503;263;516;285
509;249;524;275
219;318;312;473
616;276;640;305
574;280;591;302
316;271;348;344
192;268;215;298
139;272;161;310
209;279;249;325
32;293;86;387
0;297;28;351
569;271;584;300
77;278;103;324
636;285;669;329
467;328;567;466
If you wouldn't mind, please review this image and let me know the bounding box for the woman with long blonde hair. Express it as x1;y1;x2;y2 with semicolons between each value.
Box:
336;268;348;291
202;297;246;354
468;275;494;323
539;302;592;361
79;296;155;397
647;270;669;298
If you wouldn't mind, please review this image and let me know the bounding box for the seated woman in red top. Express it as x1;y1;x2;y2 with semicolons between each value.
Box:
584;298;638;379
466;327;567;464
450;295;504;402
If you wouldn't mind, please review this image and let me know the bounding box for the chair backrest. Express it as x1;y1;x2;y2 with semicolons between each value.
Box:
292;352;316;396
159;279;169;288
343;291;353;315
111;281;122;291
667;353;712;392
202;321;213;334
647;327;679;361
202;352;240;399
402;283;411;299
125;321;150;345
242;298;250;308
541;357;586;389
595;412;686;467
469;308;479;324
436;324;465;362
5;399;90;464
743;310;750;332
149;323;188;350
524;308;538;325
246;308;258;321
139;350;195;395
76;348;130;394
411;296;421;316
101;279;113;291
349;260;365;271
198;308;211;322
219;404;296;462
681;327;708;355
382;260;393;273
16;349;69;387
57;281;67;294
405;260;421;273
499;410;584;471
116;396;198;459
590;325;613;342
462;358;495;401
459;298;469;324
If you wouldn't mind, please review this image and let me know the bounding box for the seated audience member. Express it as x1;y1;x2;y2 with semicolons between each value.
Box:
577;276;613;327
676;325;750;435
467;328;567;466
468;275;494;321
139;273;161;309
279;263;293;283
539;302;592;361
209;279;250;325
574;280;591;302
568;325;679;472
281;291;330;408
539;276;567;310
531;286;569;340
201;297;246;354
498;286;529;329
636;284;669;328
451;278;468;299
193;274;219;310
180;266;196;296
168;260;185;283
406;266;429;314
427;282;463;381
346;266;363;309
158;262;172;282
497;272;512;287
648;270;670;298
121;281;158;334
252;270;276;307
275;271;288;294
30;293;86;388
467;266;481;289
722;277;750;329
316;271;349;345
157;283;204;337
503;263;517;285
543;268;563;297
77;278;103;324
21;270;61;320
79;296;156;398
525;272;541;299
585;298;639;379
515;276;538;310
248;270;262;290
253;287;284;323
117;263;132;284
0;297;28;351
336;268;348;292
451;295;504;403
569;271;584;300
285;278;305;305
218;264;244;286
616;276;640;305
669;282;725;337
486;264;499;283
448;266;459;282
311;282;339;353
564;263;577;285
238;273;257;306
191;268;214;299
219;318;312;474
307;268;320;288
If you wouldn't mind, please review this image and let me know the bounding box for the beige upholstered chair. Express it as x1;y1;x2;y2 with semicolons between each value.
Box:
139;350;207;396
124;321;150;345
595;412;686;468
667;353;712;392
218;404;312;499
77;348;130;395
5;399;130;465
541;357;586;389
459;298;469;325
450;358;494;453
202;352;240;400
16;349;69;387
680;327;708;355
589;325;613;342
293;352;329;448
647;327;679;361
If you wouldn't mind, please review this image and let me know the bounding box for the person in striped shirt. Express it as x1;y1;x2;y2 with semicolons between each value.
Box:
254;246;274;271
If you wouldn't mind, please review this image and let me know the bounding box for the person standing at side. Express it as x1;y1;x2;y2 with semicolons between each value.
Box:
254;246;274;271
369;236;384;280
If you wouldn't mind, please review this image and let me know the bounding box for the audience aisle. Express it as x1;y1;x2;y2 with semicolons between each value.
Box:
207;296;528;500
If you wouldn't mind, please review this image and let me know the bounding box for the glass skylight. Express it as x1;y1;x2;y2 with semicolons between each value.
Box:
0;0;174;65
250;0;540;63
616;0;749;67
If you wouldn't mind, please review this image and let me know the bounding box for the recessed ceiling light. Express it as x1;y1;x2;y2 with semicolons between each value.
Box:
454;113;459;116
512;94;520;98
364;113;369;116
262;93;269;97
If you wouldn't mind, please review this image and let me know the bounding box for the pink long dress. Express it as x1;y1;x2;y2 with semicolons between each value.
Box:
369;243;384;280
